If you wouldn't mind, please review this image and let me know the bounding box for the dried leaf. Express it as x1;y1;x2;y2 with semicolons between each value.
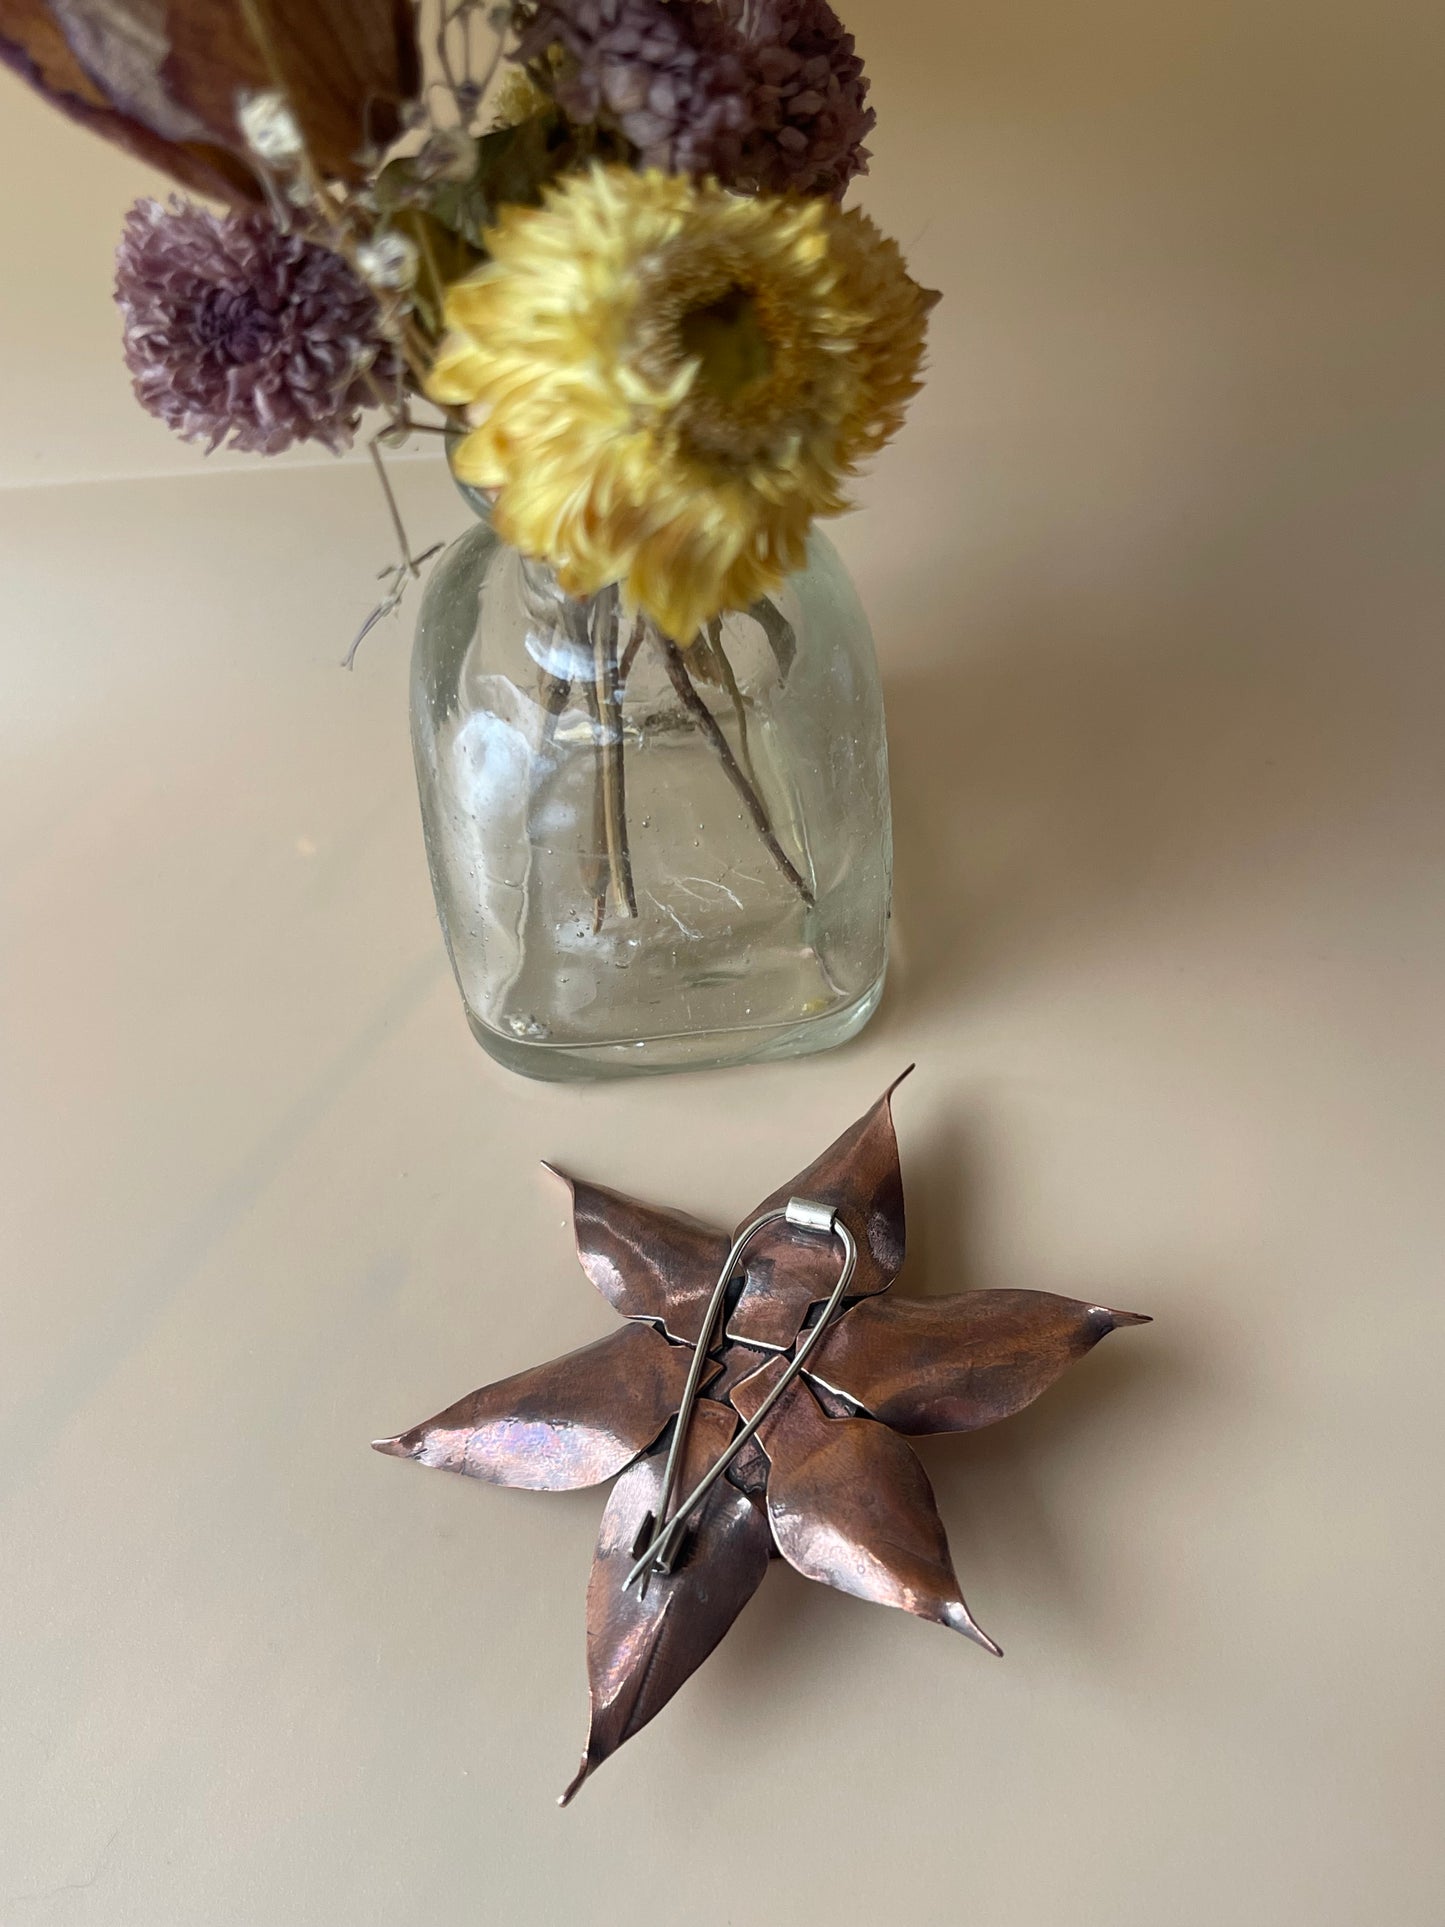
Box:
375;110;579;261
748;595;797;683
162;0;419;182
6;0;420;194
0;0;260;201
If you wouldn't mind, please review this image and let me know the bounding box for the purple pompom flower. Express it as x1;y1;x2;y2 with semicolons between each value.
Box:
516;0;753;181
115;198;399;456
724;0;875;198
514;0;872;196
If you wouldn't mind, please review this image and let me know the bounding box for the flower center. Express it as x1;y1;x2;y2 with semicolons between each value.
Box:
677;283;773;402
626;246;817;472
193;285;277;365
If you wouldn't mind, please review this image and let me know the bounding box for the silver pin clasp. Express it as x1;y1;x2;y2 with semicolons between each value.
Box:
785;1197;837;1234
625;1196;856;1595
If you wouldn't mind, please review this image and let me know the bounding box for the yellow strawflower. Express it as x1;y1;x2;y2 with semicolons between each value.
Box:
428;166;937;641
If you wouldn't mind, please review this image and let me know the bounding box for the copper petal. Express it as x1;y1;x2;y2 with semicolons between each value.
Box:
547;1166;730;1346
0;0;260;202
724;1239;843;1352
563;1398;771;1804
805;1290;1152;1434
703;1341;773;1406
371;1322;691;1492
730;1357;1002;1656
727;1068;912;1350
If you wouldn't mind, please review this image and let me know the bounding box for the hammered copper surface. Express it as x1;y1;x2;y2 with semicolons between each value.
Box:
549;1167;729;1345
724;1239;842;1352
727;1067;912;1348
371;1322;691;1490
374;1074;1150;1796
729;1357;1002;1655
702;1341;773;1405
804;1291;1152;1434
563;1398;770;1806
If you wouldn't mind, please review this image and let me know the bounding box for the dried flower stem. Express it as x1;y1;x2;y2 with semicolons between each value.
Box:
539;669;572;750
705;618;760;797
617;611;648;686
525;668;572;849
341;428;445;666
593;587;638;919
655;630;814;907
579;670;610;933
369;433;415;570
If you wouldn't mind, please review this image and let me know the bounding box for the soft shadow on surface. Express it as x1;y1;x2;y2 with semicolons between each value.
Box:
712;1322;1185;1730
876;589;1415;1019
916;1329;1183;1646
894;1103;975;1297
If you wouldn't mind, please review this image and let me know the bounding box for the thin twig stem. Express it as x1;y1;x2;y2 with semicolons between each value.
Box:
592;587;637;919
436;0;463;103
525;669;572;845
527;670;570;851
618;612;648;687
342;427;446;666
655;631;814;907
369;437;415;573
579;668;609;934
707;618;760;797
539;670;572;753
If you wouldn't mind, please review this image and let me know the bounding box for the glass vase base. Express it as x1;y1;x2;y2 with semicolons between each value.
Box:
414;509;892;1084
461;969;886;1082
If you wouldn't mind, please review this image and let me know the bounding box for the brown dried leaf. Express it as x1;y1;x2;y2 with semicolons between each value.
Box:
0;0;260;201
371;1322;691;1492
161;0;420;182
6;0;419;193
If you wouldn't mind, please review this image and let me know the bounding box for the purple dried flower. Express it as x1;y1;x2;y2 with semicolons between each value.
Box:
517;0;753;180
724;0;874;198
115;198;399;457
515;0;873;198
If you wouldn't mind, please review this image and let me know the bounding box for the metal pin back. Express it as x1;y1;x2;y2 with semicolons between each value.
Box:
785;1197;837;1233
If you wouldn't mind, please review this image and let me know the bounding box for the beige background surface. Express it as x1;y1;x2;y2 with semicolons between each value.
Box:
3;2;1445;1923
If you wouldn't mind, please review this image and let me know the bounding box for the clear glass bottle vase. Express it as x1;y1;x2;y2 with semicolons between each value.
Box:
410;490;892;1079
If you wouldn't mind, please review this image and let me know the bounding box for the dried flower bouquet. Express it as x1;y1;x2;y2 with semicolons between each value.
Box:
2;0;935;928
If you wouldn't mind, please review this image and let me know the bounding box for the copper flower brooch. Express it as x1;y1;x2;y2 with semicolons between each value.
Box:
372;1071;1150;1803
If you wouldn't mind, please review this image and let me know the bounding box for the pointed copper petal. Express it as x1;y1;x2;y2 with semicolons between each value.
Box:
804;1290;1152;1434
562;1398;771;1805
371;1322;692;1492
728;1069;912;1350
730;1357;1001;1656
546;1166;731;1346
